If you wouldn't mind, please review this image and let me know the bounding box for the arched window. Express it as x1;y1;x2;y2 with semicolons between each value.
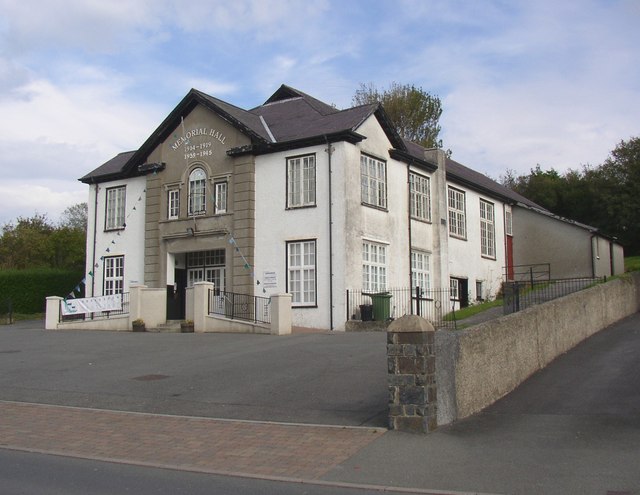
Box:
188;168;206;215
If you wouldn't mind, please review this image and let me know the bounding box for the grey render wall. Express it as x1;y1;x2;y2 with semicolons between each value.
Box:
512;206;594;278
436;272;640;425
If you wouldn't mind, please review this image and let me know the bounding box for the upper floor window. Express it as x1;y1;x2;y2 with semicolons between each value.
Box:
480;199;496;258
448;187;466;238
410;173;431;221
287;154;316;208
214;181;228;214
505;208;513;236
168;189;180;220
103;255;124;295
361;154;387;209
362;240;387;292
188;168;207;216
105;186;126;230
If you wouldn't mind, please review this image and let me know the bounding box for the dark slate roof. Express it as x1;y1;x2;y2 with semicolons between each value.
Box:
79;85;539;213
80;84;407;183
79;151;136;183
252;98;377;143
445;157;544;209
195;90;271;142
397;137;545;209
260;84;338;116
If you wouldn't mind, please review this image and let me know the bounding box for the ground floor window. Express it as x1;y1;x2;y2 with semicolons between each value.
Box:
411;251;431;291
104;255;124;295
287;240;316;306
186;250;225;289
363;241;387;292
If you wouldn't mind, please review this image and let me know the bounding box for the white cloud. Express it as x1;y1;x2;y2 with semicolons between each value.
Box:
0;180;87;226
0;0;638;226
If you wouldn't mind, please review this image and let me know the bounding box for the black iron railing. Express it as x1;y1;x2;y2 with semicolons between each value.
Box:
504;263;551;283
503;277;605;315
208;289;271;325
346;287;458;329
60;292;130;322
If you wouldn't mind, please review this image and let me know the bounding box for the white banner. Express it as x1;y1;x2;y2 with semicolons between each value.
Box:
61;295;122;316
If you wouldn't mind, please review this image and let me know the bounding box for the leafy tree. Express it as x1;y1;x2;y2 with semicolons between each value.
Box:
0;205;88;270
502;137;640;255
501;165;565;211
353;82;443;149
0;214;55;269
59;202;88;231
596;137;640;254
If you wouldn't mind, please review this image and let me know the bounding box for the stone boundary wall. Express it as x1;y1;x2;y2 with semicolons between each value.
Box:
436;273;640;425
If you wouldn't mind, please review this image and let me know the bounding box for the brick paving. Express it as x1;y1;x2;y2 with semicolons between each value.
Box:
0;401;386;480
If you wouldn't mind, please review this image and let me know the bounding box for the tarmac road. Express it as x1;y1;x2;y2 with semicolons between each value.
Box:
1;314;639;494
0;321;388;427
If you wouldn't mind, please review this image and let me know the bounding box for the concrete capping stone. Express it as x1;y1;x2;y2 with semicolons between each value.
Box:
387;315;435;333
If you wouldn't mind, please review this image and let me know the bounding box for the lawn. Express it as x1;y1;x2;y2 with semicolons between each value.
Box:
625;256;640;272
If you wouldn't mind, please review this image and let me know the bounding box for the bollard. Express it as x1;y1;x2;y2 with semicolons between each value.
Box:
387;315;437;433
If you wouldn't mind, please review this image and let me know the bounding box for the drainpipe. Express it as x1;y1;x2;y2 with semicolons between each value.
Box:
325;136;334;330
407;165;413;291
91;180;99;297
590;234;596;278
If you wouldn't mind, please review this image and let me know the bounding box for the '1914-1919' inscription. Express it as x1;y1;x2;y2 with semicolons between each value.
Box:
171;127;227;156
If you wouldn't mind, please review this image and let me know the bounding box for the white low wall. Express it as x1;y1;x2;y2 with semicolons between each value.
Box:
45;285;166;331
437;273;640;424
203;314;270;334
45;283;291;336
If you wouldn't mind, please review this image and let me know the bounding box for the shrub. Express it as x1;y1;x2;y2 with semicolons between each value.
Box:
0;268;84;314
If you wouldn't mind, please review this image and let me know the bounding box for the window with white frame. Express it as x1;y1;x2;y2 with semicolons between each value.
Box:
214;181;227;214
360;154;387;209
188;168;207;216
449;278;459;301
447;187;466;238
103;256;124;295
411;251;431;290
287;154;316;208
287;240;316;306
505;208;513;236
168;189;180;220
105;186;126;230
480;199;496;258
410;173;431;221
362;241;387;292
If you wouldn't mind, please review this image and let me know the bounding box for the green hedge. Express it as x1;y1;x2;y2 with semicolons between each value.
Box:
0;268;84;314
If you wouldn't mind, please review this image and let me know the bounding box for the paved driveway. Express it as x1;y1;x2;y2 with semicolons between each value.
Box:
0;321;388;427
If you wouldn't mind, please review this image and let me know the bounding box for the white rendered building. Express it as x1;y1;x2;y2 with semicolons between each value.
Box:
80;85;622;330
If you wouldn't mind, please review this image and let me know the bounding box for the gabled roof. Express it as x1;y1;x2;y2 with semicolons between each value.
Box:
260;84;338;116
80;84;407;183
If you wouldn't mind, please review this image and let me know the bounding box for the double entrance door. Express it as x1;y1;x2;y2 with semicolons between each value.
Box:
166;249;226;320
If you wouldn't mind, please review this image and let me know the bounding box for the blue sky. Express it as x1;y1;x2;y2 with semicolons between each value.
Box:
0;0;638;225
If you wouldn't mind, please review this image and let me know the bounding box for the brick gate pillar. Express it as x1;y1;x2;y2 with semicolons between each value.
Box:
387;315;437;433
